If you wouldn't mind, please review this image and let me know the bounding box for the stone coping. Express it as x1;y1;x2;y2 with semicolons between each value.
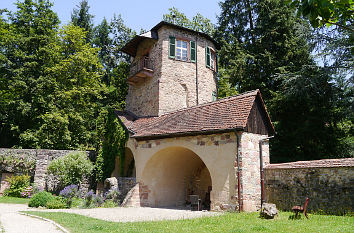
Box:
265;158;354;169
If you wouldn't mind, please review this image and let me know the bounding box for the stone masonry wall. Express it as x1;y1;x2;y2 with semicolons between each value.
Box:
239;133;270;212
264;159;354;215
0;148;95;192
126;38;161;116
125;25;217;117
158;25;217;115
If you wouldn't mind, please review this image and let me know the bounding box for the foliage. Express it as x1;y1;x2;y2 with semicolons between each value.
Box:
287;0;354;31
163;7;215;36
84;190;95;207
21;186;33;198
215;0;313;100
3;174;30;198
59;184;80;208
47;152;94;188
0;153;36;174
104;188;121;204
71;0;94;42
101;200;118;208
217;69;239;99
46;196;67;209
95;109;128;181
28;191;55;207
270;65;352;161
25;211;354;233
0;0;60;148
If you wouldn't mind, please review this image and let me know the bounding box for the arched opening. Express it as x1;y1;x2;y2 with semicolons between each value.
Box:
112;148;136;178
141;147;212;209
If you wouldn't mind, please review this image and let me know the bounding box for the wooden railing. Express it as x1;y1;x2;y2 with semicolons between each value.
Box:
130;56;153;77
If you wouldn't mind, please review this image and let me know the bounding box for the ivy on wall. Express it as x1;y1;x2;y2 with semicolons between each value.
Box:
95;108;128;182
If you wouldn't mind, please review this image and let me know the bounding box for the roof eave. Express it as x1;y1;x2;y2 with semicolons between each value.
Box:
131;127;244;141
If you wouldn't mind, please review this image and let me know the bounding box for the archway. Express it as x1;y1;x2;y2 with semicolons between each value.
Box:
112;148;136;177
141;147;212;208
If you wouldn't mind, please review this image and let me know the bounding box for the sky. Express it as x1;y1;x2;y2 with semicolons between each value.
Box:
1;0;221;32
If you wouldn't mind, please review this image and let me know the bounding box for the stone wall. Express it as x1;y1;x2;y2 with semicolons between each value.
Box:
0;148;95;192
126;38;161;116
264;158;354;215
117;177;137;197
238;133;270;212
158;25;217;115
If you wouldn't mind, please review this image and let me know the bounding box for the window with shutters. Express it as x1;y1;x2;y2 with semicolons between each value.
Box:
205;46;216;71
176;39;188;61
169;36;196;63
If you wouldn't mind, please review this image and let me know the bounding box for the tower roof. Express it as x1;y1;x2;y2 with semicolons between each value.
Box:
121;21;220;56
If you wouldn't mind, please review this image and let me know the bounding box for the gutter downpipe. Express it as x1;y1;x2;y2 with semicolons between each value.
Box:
195;35;199;105
259;136;274;208
235;131;243;212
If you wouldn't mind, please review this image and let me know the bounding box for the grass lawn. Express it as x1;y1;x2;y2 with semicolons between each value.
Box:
24;211;353;233
0;196;29;204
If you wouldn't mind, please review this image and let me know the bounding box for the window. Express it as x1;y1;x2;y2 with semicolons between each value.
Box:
176;40;188;61
205;46;216;71
169;36;196;63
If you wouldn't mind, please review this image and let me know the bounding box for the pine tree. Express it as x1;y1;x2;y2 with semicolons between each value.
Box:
71;0;94;43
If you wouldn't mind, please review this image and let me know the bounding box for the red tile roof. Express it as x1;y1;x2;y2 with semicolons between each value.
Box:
116;89;273;139
265;158;354;169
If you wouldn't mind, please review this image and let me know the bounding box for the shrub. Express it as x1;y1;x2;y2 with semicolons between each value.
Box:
0;153;36;174
104;188;121;204
47;152;94;188
3;174;30;197
28;191;55;207
102;200;117;208
84;190;95;207
59;184;80;207
46;197;67;209
21;186;33;198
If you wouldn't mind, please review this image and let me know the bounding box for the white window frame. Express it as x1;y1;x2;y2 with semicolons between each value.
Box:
176;39;188;61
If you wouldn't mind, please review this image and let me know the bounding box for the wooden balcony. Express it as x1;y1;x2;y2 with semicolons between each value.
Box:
127;56;154;85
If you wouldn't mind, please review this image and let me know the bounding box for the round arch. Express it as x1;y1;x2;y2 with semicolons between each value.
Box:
141;146;212;209
112;147;136;177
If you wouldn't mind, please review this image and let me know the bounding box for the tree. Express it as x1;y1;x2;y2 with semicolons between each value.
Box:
163;7;215;36
288;0;354;31
71;0;94;43
215;0;313;100
0;0;60;147
270;65;352;161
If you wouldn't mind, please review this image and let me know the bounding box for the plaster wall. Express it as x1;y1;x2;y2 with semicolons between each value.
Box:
124;132;261;210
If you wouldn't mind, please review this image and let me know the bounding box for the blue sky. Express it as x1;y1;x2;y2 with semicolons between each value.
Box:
1;0;221;32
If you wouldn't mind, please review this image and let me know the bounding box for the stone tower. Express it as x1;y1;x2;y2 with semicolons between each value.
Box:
121;21;219;117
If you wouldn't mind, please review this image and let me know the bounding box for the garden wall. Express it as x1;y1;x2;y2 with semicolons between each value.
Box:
0;148;95;193
264;158;354;215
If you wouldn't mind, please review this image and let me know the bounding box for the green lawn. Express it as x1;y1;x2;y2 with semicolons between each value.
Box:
24;211;353;233
0;196;29;204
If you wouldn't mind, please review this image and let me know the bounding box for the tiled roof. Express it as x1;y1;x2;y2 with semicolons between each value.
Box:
117;90;273;139
265;158;354;169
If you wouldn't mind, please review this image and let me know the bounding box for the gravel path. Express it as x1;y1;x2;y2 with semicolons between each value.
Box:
0;204;63;233
39;207;221;222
